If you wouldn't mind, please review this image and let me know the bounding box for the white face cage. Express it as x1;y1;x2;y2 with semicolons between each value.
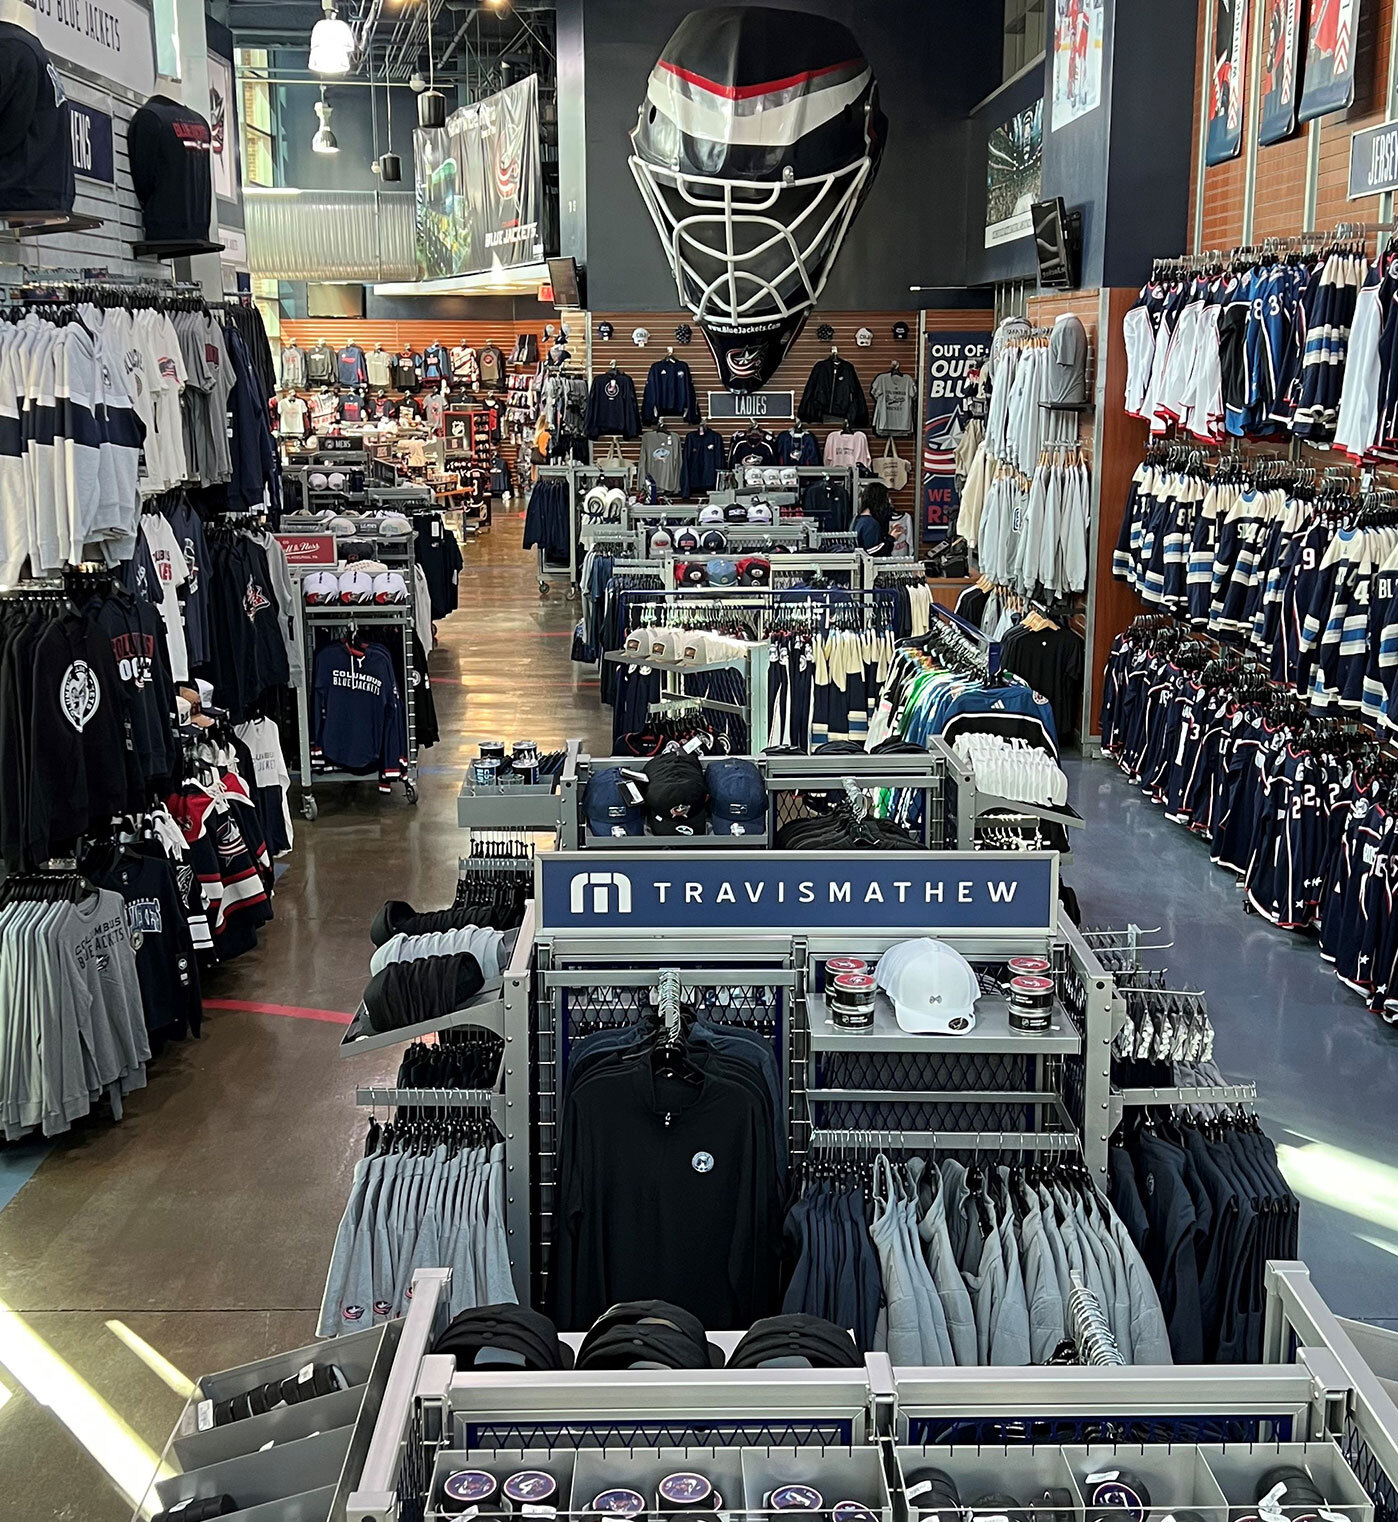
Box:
628;153;872;327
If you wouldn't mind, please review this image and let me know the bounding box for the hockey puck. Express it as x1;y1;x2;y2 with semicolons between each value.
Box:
1256;1467;1327;1520
1006;956;1051;979
832;1504;879;1522
1008;975;1054;1032
442;1470;498;1514
829;972;877;1029
823;956;869;988
768;1484;825;1513
658;1474;715;1514
591;1489;647;1520
1029;1488;1075;1522
504;1471;559;1514
1083;1469;1151;1522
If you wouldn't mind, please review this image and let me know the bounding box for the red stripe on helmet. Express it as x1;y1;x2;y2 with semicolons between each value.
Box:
658;56;860;102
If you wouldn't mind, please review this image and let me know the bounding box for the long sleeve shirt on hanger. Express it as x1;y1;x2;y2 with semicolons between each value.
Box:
681;427;726;495
584;369;641;438
799;355;869;427
641;356;700;424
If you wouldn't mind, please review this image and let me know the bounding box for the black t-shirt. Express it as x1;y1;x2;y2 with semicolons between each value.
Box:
998;622;1085;743
127;94;213;247
91;849;202;1038
0;22;74;215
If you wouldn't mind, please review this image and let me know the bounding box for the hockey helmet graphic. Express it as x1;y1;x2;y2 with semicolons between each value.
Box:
630;6;886;391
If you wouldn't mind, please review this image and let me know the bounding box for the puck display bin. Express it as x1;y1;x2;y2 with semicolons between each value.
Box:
1199;1443;1376;1516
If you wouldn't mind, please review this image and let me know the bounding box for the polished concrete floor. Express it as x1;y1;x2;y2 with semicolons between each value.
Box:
1;516;1396;1518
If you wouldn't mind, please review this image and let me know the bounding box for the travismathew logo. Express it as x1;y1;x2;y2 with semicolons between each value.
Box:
60;660;100;732
566;869;1022;912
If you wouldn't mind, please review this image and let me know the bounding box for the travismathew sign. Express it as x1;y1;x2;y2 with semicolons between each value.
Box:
537;851;1057;936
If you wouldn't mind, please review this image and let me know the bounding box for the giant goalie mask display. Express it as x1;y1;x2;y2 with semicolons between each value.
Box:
630;6;887;391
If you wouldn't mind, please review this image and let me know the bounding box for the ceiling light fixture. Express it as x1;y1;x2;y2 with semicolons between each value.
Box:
309;0;354;75
418;0;446;128
312;87;340;153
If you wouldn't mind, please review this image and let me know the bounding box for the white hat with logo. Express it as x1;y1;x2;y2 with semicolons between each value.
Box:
303;571;339;605
338;568;375;604
373;571;409;603
855;326;874;347
874;938;980;1034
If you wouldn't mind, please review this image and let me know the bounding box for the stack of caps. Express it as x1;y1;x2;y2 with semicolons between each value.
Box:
575;1300;719;1369
431;1303;571;1369
302;568;408;604
873;938;980;1034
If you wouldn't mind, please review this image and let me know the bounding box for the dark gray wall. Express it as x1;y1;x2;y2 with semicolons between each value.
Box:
274;48;445;194
556;0;588;268
567;0;1002;311
962;66;1045;288
277;283;557;321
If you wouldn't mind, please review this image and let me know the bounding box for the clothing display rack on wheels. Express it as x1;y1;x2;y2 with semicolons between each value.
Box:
525;460;636;598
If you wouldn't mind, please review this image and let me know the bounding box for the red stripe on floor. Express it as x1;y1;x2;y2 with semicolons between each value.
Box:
205;998;354;1024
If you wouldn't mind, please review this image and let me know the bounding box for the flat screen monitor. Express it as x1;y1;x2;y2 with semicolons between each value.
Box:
547;256;583;309
307;283;366;319
1031;198;1079;290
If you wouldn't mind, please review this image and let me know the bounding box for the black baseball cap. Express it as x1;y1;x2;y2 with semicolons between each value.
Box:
643;752;709;835
577;1300;715;1368
432;1304;572;1370
728;1314;861;1368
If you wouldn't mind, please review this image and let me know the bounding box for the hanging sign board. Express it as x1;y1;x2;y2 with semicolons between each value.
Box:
536;851;1058;936
707;390;795;422
1349;121;1398;198
29;0;157;100
69;102;114;183
273;533;338;568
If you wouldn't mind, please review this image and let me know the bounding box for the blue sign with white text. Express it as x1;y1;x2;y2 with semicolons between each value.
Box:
537;852;1057;936
70;103;114;184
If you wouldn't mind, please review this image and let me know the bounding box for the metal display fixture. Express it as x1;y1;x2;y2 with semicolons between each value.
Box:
336;1260;1398;1522
534;460;636;597
607;639;772;752
131;1317;401;1522
291;591;421;819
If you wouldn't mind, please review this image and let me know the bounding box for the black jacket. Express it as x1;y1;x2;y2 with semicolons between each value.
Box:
798;356;869;427
0;23;74;215
584;370;641;439
642;357;700;425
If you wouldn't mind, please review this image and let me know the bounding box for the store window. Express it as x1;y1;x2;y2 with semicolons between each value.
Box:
251;276;281;343
1003;0;1046;79
237;49;276;188
153;0;180;79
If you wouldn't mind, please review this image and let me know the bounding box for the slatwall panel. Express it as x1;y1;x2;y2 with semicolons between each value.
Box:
280;317;565;483
1026;289;1099;460
588;308;922;518
0;71;150;283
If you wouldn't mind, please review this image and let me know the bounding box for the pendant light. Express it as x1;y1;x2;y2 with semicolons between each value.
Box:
369;45;401;181
312;86;340;154
309;0;354;75
417;0;446;128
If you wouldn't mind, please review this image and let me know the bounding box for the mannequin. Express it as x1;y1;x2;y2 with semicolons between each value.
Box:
0;3;76;219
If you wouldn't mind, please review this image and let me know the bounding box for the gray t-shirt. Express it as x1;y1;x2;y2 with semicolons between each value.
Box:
872;370;917;435
640;429;682;494
1046;313;1089;405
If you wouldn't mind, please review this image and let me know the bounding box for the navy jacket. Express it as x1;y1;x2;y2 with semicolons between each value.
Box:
642;357;700;425
798;356;869;428
680;428;726;495
225;327;279;511
584;370;641;439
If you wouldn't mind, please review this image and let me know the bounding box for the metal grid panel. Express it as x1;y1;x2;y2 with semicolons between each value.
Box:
813;1050;1044;1133
463;1419;855;1450
533;968;786;1310
909;1415;1294;1445
1347;1420;1398;1522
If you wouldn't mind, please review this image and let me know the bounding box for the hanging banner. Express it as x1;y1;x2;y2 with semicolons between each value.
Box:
1206;0;1250;165
1051;0;1104;130
922;331;989;540
1299;0;1362;123
207;49;238;203
414;74;543;281
1258;0;1302;145
985;99;1043;248
537;852;1058;937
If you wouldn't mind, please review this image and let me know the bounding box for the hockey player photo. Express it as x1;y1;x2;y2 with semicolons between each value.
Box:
1299;0;1360;122
1258;0;1301;144
1051;0;1103;129
1207;0;1250;163
985;100;1043;248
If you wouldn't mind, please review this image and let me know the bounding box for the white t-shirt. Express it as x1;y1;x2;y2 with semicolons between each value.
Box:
824;429;871;468
277;395;309;435
141;512;190;681
136;310;189;491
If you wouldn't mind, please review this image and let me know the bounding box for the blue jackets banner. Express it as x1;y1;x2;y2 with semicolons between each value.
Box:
536;851;1057;936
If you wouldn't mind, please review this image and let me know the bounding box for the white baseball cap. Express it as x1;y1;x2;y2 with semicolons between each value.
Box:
650;626;684;663
606;486;627;517
744;466;766;488
855;326;874;347
632;327;650;346
762;467;783;490
874;939;980;1034
303;571;339;605
698;504;726;525
780;466;800;489
377;513;412;537
328;514;359;536
648;527;673;557
583;485;611;519
747;502;773;524
373;571;408;603
338;568;375;604
327;470;347;490
309;471;329;490
624;623;656;656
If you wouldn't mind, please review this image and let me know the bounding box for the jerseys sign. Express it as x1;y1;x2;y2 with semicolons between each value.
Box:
1349;121;1398;198
537;852;1057;936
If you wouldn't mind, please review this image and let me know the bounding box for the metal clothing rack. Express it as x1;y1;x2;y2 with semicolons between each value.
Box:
535;460;637;596
291;594;420;820
607;640;773;753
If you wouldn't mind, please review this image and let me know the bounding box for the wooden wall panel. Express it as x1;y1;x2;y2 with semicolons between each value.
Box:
1027;290;1100;458
586;308;930;520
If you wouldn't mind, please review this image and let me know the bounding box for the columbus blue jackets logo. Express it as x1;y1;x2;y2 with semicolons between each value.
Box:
60;660;101;733
342;1304;365;1321
691;1151;715;1173
604;376;620;400
373;1299;393;1316
724;345;764;381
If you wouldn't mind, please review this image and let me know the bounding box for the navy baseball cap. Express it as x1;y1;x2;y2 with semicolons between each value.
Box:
707;759;767;836
585;767;645;837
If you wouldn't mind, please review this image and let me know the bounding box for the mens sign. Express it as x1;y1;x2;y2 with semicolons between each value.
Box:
537;852;1057;935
